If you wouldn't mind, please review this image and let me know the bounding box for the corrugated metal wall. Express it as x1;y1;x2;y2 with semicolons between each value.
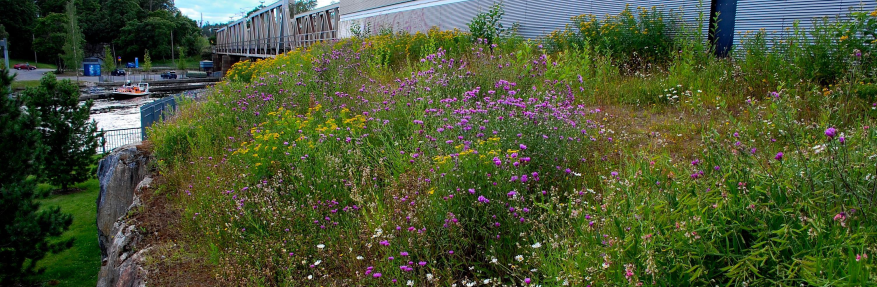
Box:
339;0;877;46
733;0;876;46
342;0;413;15
339;0;709;39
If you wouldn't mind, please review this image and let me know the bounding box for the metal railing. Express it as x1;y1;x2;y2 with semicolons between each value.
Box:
98;127;142;154
140;96;178;139
213;31;339;55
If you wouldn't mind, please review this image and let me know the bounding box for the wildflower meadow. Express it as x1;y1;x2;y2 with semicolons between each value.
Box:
149;5;877;286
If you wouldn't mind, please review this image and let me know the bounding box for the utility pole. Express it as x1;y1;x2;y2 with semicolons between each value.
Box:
32;34;38;67
171;30;175;67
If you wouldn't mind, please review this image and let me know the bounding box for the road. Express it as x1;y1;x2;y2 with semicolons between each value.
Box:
11;68;186;83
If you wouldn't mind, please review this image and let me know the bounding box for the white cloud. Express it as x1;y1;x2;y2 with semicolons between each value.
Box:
176;0;335;25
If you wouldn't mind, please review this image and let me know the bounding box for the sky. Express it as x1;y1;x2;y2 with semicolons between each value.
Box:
177;0;335;25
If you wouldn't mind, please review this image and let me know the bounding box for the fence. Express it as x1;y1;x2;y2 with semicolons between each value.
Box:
140;96;178;139
93;96;181;154
98;127;142;154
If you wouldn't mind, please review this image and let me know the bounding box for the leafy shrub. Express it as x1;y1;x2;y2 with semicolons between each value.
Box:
545;5;678;69
467;3;507;44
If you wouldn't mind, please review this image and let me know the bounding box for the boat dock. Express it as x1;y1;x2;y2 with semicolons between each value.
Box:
79;78;221;100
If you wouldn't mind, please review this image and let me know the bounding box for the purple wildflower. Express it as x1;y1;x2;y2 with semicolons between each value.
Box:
825;127;837;139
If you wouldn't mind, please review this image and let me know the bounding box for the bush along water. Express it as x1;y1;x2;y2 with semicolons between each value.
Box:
149;5;877;286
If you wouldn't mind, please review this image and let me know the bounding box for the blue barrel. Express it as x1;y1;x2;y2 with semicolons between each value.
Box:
83;64;101;76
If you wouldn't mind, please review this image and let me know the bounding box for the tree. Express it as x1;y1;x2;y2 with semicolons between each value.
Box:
61;0;85;78
0;0;37;58
142;49;152;80
22;74;100;191
176;46;186;70
294;0;318;14
33;13;69;72
0;68;73;285
101;45;113;81
114;10;201;59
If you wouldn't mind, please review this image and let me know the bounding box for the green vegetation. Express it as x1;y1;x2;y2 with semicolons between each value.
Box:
11;80;41;90
33;179;101;287
23;74;101;190
5;58;58;70
149;5;877;287
2;70;103;284
61;0;85;76
152;56;200;69
0;68;73;285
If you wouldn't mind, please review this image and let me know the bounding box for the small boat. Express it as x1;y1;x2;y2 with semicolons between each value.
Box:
111;81;150;99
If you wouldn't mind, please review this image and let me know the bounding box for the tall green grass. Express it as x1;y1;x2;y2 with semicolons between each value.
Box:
147;5;877;286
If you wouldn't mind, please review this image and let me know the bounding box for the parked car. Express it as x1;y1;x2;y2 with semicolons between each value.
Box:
160;71;177;79
13;63;37;70
110;69;126;76
126;62;136;68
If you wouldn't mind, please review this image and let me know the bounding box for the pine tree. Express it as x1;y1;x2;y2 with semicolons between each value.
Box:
22;73;101;191
0;68;73;284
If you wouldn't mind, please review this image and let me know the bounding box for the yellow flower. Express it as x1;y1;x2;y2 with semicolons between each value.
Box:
840;35;849;41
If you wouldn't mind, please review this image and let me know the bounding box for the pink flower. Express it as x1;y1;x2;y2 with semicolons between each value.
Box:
524;278;531;284
774;152;783;161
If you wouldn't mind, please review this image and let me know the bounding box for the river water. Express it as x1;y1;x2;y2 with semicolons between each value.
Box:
88;90;204;131
89;97;153;131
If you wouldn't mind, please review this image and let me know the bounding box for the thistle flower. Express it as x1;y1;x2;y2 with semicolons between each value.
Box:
774;152;783;161
477;196;490;203
825;127;837;139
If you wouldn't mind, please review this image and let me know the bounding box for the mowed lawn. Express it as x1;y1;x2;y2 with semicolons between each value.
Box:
34;179;101;286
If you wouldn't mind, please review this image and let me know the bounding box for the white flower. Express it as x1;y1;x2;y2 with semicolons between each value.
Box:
407;280;414;286
307;275;313;280
515;255;524;262
316;244;325;249
356;256;364;260
483;279;492;284
531;242;542;248
426;273;434;281
490;257;498;264
314;260;321;266
466;282;475;287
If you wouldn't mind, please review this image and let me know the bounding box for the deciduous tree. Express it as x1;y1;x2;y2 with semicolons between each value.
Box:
61;0;85;77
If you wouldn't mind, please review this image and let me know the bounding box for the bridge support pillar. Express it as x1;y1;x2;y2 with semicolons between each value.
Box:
213;53;222;72
221;55;234;72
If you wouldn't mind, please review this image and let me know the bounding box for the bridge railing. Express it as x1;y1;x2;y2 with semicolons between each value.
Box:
214;3;339;57
213;31;338;55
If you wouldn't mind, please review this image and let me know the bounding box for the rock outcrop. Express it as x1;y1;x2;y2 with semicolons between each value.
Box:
96;144;151;259
95;144;152;287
